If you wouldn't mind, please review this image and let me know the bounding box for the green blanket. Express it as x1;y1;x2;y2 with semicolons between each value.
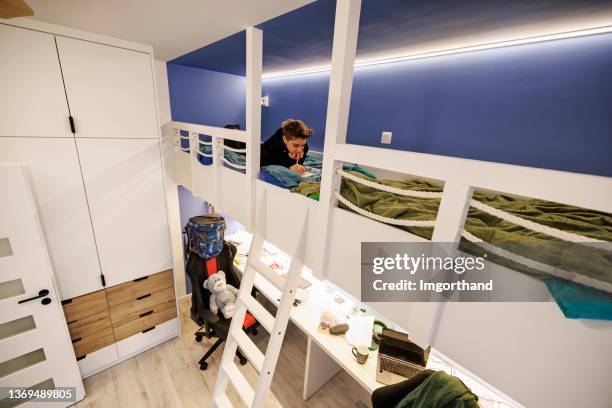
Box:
291;173;612;303
396;371;479;408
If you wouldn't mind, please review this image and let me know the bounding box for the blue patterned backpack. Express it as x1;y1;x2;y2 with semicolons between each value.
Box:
184;214;226;260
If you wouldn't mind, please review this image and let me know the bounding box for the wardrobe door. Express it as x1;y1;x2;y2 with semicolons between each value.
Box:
0;138;103;299
76;139;172;286
55;36;158;139
0;24;72;138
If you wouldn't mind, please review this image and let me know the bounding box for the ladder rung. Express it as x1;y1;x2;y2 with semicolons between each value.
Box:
240;293;275;333
222;361;254;406
251;257;286;289
213;393;232;408
232;328;264;373
251;257;311;290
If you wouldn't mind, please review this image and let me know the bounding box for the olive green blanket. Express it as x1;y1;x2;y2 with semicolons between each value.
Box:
291;174;612;297
395;371;479;408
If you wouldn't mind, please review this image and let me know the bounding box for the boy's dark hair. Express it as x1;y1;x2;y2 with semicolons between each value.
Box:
281;119;312;140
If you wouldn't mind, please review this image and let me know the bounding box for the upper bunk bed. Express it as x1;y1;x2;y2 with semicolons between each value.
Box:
161;1;612;407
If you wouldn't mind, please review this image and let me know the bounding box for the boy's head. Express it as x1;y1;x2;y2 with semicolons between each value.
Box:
281;119;311;153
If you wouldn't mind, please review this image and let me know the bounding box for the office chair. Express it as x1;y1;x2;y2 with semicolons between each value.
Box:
186;240;258;370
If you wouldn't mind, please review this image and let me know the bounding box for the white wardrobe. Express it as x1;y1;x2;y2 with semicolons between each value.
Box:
0;22;177;378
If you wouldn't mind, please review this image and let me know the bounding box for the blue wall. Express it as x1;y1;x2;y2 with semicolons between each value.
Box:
262;33;612;177
262;71;330;151
167;63;246;128
168;33;612;177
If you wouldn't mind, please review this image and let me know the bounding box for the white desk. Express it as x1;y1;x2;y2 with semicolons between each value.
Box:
230;238;515;406
234;254;383;399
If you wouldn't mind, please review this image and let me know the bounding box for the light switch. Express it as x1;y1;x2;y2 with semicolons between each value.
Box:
381;131;392;144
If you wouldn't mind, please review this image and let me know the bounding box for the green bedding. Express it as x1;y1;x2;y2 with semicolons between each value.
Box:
291;173;612;300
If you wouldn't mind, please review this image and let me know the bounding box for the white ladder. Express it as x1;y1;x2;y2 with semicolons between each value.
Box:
212;191;308;407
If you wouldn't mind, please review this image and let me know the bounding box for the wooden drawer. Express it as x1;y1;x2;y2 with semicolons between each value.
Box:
109;286;175;327
62;289;109;323
72;325;115;358
67;310;112;341
106;269;174;308
113;300;177;342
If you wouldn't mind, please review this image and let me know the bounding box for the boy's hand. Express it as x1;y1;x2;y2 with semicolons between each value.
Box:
290;164;305;174
288;150;304;160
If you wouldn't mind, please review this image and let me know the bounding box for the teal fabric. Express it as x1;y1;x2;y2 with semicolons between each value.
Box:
545;278;612;321
224;150;246;166
260;165;319;188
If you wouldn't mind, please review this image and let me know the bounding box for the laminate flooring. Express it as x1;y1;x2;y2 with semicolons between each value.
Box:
73;296;370;408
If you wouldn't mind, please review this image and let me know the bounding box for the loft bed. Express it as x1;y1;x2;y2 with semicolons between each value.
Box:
160;1;612;405
162;117;612;407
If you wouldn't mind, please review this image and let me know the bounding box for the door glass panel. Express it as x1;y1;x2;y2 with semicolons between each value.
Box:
0;348;46;378
0;238;12;258
0;279;25;301
0;315;36;341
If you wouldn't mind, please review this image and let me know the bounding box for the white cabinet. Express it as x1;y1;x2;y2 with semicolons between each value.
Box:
55;36;158;139
0;25;72;138
76;139;171;286
0;138;102;299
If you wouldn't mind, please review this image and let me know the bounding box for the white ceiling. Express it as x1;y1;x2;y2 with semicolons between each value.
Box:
25;0;315;61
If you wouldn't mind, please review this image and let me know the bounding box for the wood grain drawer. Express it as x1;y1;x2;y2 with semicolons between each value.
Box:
72;325;115;358
67;311;112;340
109;286;175;327
113;300;177;342
62;289;109;323
106;269;174;308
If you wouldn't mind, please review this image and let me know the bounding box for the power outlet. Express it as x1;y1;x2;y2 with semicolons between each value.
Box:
381;131;392;144
261;95;270;107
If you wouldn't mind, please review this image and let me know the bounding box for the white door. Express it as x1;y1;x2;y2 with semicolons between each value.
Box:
0;138;103;300
0;24;72;138
76;139;172;285
0;165;84;406
55;36;158;139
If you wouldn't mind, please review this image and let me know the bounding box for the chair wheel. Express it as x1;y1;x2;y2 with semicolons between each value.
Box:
200;362;208;370
251;329;258;336
195;335;203;343
239;357;247;366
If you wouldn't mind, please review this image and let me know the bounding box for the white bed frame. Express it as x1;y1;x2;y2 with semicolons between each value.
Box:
161;1;612;406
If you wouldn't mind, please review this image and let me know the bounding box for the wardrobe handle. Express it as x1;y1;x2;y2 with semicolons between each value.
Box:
18;289;49;304
76;355;86;361
136;293;151;300
72;337;82;344
139;310;153;318
68;116;76;133
142;326;156;334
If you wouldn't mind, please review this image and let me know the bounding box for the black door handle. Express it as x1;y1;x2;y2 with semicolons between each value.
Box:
18;289;50;304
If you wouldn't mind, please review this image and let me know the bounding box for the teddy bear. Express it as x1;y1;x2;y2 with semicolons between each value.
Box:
203;270;239;319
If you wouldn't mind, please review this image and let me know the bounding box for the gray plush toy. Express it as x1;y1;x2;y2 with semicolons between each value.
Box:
203;270;239;319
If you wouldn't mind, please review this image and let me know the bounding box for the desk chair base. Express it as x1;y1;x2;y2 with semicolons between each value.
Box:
194;326;254;371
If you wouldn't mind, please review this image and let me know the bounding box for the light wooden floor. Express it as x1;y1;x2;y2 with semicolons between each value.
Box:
74;296;370;408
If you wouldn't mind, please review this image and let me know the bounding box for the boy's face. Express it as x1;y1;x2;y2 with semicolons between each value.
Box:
283;135;307;154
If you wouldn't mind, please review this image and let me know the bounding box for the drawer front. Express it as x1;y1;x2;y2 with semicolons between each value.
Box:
77;343;119;379
106;269;174;308
67;311;113;340
113;300;177;342
109;286;175;327
116;318;178;359
72;326;116;358
62;289;109;323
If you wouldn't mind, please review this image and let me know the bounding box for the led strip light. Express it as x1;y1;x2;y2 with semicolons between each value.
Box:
262;25;612;79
